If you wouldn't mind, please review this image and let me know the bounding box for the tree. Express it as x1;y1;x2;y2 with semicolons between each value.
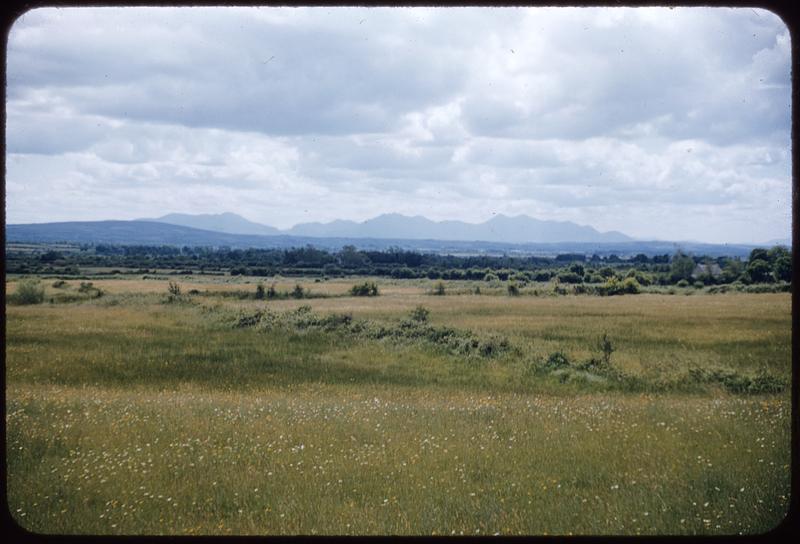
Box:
569;263;585;276
773;254;792;282
746;259;773;283
748;248;769;264
670;252;695;282
721;258;744;283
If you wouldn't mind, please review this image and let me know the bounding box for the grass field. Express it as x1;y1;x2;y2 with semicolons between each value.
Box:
5;276;792;535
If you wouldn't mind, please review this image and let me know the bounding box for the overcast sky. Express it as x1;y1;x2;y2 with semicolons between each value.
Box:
5;6;791;243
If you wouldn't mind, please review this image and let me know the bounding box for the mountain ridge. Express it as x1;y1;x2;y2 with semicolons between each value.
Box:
6;219;761;258
147;212;635;244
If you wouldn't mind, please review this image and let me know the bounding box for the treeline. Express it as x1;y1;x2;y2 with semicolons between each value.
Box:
5;243;791;286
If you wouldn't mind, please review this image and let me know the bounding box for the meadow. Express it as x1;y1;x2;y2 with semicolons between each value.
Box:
5;276;792;535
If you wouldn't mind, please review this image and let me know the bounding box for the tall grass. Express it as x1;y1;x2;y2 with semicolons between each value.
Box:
5;278;792;535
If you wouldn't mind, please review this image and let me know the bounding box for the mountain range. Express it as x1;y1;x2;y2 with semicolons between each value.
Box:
140;212;634;244
6;216;767;258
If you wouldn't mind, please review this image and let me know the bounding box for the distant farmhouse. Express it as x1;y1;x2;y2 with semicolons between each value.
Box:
691;263;723;279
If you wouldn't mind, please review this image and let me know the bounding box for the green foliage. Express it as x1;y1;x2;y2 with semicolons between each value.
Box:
255;283;266;300
670;252;695;282
556;271;583;284
234;305;511;361
409;305;430;323
544;351;570;370
291;284;306;299
51;280;67;288
772;254;791;282
569;263;585;276
595;276;640;296
745;259;773;283
12;279;45;305
350;281;379;297
507;283;520;296
167;281;181;296
598;267;615;278
687;366;786;394
267;284;278;299
676;279;689;288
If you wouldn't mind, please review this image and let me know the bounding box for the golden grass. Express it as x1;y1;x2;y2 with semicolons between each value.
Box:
5;276;792;535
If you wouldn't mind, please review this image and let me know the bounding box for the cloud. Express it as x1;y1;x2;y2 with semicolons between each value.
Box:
5;6;791;243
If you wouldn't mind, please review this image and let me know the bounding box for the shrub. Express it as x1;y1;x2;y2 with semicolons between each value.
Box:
14;279;45;305
595;277;640;296
676;279;689;288
291;284;306;299
267;284;278;299
556;271;583;284
474;286;481;295
693;281;705;289
507;283;520;296
622;277;641;294
544;351;570;370
599;333;614;365
350;281;379;297
255;283;266;300
167;281;181;296
409;305;430;323
51;280;67;288
431;281;446;296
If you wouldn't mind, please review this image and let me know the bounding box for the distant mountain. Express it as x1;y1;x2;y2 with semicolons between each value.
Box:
5;220;758;258
140;212;281;236
288;213;633;244
764;238;791;247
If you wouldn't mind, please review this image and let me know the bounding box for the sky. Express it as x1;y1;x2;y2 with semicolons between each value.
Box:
5;6;792;244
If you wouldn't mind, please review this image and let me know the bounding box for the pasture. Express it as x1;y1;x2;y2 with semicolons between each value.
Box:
5;276;792;535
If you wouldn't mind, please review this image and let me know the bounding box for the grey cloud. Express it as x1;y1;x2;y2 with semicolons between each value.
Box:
5;7;791;243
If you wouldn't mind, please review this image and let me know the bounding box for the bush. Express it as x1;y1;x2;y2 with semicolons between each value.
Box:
255;283;266;300
51;280;67;288
267;284;278;299
431;281;446;296
556;271;583;284
291;284;306;299
167;281;181;296
599;333;614;365
595;277;640;296
507;283;520;296
350;281;379;297
13;279;45;305
544;351;570;370
676;279;689;288
409;305;430;323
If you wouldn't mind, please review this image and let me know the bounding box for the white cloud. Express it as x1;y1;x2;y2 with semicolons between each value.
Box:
4;6;791;243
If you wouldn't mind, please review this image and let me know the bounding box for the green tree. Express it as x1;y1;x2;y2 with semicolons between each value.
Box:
746;259;773;283
721;258;744;283
773;254;791;282
670;252;695;282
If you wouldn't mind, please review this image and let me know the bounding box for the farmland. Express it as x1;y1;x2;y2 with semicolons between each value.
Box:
5;275;792;535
